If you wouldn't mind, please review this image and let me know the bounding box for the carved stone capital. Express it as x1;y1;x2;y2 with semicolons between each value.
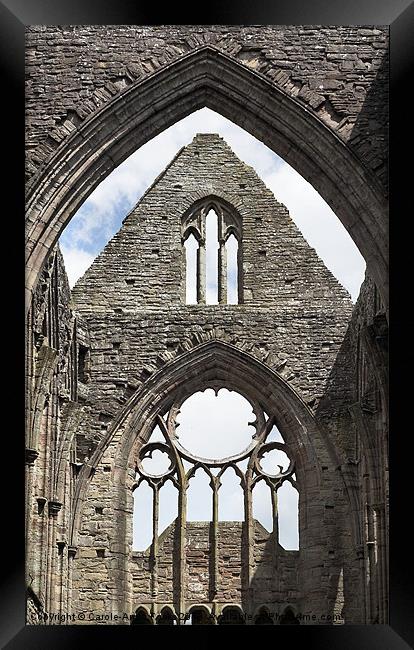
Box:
25;448;39;465
68;545;78;559
57;540;66;554
355;544;365;559
48;500;62;517
36;497;47;514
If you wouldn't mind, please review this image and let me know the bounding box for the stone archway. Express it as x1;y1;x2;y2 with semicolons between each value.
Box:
68;340;351;622
25;45;388;311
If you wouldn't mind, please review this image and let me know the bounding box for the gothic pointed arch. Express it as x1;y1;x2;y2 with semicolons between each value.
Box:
70;338;340;537
181;193;243;305
25;46;388;311
68;339;356;622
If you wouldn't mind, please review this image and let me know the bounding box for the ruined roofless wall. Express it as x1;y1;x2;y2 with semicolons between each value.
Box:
71;133;353;453
24;24;389;626
68;134;355;621
25;25;388;193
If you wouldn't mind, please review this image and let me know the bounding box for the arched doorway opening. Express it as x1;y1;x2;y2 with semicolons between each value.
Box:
218;606;246;625
131;607;153;625
279;607;300;625
254;607;274;625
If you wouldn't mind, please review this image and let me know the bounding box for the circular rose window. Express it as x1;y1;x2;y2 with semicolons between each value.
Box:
175;388;255;460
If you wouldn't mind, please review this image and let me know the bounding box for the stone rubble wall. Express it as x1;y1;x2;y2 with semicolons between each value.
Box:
25;25;388;192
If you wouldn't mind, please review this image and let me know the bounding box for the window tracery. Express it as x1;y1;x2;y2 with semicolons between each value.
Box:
132;386;299;617
181;199;242;304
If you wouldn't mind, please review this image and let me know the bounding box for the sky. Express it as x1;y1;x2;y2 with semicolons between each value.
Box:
59;107;366;553
134;389;299;552
60;107;366;302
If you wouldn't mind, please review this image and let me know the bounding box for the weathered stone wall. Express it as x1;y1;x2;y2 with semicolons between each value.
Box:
66;134;356;623
313;273;387;623
25;25;388;192
73;133;350;311
26;245;88;616
71;134;353;461
26;588;45;625
24;27;388;625
131;520;298;607
24;25;389;318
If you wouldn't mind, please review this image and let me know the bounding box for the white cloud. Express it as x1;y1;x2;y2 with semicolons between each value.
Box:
133;389;299;551
60;108;365;299
261;163;366;302
59;244;95;288
58;109;363;549
176;388;254;459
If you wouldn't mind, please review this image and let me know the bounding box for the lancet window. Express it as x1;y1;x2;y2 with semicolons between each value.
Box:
182;199;242;305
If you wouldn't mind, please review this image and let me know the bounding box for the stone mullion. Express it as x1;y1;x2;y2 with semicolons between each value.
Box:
243;478;253;612
217;207;227;305
197;208;206;304
151;484;160;600
211;480;219;601
236;236;243;304
196;241;206;304
177;481;187;624
271;484;279;575
218;240;227;305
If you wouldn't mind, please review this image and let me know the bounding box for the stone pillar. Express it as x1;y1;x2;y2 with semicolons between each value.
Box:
197;240;206;304
151;484;159;599
67;546;77;618
46;501;62;615
210;478;219;600
218;240;227;305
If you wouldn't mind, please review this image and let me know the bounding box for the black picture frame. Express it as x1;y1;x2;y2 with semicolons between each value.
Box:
3;0;413;647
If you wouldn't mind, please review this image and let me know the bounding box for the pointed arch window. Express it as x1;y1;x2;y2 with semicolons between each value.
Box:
132;385;299;617
181;198;242;305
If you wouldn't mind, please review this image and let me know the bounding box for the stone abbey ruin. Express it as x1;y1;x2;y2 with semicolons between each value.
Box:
25;26;388;625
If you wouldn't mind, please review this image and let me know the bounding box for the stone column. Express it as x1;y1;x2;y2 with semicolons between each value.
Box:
67;546;77;618
210;478;219;600
271;484;279;589
218;240;227;305
197;240;206;304
151;484;159;599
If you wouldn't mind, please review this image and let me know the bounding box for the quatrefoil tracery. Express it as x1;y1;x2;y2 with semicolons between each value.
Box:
134;391;296;489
